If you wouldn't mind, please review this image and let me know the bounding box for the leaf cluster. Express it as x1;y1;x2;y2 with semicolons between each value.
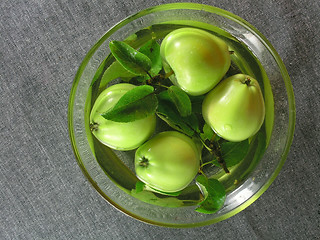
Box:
97;39;251;214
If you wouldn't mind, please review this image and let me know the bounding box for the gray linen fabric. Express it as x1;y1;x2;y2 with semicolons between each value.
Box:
0;0;319;239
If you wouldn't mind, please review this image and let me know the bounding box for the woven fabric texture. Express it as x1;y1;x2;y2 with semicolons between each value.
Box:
0;0;319;239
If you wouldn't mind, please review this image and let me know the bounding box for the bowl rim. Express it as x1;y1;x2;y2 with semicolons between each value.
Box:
68;2;296;228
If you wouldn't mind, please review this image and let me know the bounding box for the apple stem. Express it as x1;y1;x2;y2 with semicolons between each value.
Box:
198;169;207;178
139;156;149;167
200;162;212;168
200;140;213;153
211;141;230;173
244;77;251;86
164;70;174;79
215;153;230;174
145;71;153;80
199;136;230;174
90;122;99;132
146;70;173;88
155;83;169;89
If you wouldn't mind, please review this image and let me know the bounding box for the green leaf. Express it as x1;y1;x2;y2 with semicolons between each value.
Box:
92;136;137;191
134;181;145;193
122;40;163;85
157;89;171;101
131;183;201;207
102;85;158;122
90;57;109;87
156;106;194;136
144;184;182;196
212;139;250;168
139;40;162;76
157;90;199;133
156;96;197;137
100;61;137;88
187;113;201;134
130;190;184;208
189;95;205;114
109;41;152;75
168;85;192;117
200;123;215;142
195;175;226;214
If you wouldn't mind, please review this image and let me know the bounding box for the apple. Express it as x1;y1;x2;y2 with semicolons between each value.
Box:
135;131;200;193
90;83;156;150
160;27;231;96
202;74;265;142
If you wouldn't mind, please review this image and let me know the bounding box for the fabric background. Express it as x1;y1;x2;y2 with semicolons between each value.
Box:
0;0;319;239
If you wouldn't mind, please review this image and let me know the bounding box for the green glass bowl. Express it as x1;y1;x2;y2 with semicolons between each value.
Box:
68;3;295;227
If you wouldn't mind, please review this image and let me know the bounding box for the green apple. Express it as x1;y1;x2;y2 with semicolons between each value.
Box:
90;83;156;150
135;131;200;193
202;74;265;142
160;27;231;96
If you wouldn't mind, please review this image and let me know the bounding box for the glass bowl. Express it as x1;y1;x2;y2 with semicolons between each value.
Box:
68;3;295;227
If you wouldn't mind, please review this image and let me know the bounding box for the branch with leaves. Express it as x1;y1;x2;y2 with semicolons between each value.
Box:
94;39;250;214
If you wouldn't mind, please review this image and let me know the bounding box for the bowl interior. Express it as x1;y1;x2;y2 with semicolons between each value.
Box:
68;3;295;227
